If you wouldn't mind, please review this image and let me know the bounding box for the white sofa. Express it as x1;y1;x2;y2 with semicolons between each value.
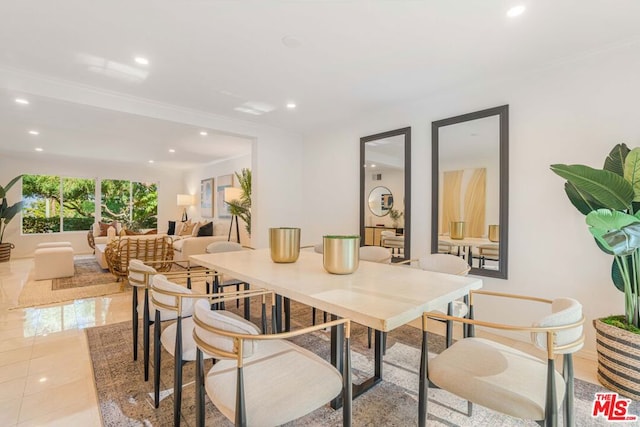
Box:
170;219;234;261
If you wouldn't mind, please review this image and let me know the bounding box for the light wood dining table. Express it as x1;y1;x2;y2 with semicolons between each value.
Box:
190;248;482;409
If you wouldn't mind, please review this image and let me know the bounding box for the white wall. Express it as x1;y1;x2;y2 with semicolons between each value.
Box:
0;152;184;257
301;41;640;357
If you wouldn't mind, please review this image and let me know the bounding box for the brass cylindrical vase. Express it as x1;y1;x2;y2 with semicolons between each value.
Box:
323;235;359;274
488;225;500;242
269;227;301;263
450;221;466;240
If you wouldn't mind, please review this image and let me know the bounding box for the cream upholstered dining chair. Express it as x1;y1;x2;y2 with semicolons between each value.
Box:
128;259;214;381
380;230;404;256
415;253;471;347
418;291;585;427
205;241;252;317
192;297;353;427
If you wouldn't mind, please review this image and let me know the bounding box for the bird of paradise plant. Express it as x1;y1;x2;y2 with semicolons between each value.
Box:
551;144;640;329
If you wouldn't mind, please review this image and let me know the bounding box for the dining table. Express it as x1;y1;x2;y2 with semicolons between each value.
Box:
190;248;483;409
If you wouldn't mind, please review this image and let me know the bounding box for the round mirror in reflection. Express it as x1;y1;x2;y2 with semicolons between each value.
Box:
368;186;393;216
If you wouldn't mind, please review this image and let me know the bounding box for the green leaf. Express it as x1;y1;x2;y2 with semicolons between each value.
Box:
612;257;628;293
604;143;630;176
551;164;634;210
587;209;639;253
564;181;604;215
625;148;640;202
0;175;23;199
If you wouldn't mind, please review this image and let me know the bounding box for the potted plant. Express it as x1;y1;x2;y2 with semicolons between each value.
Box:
551;143;640;399
0;175;24;262
389;208;403;229
225;168;251;236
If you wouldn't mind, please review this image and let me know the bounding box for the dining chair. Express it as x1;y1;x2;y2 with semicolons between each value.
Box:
192;297;353;426
380;230;404;256
128;259;214;381
205;241;252;318
357;247;393;349
477;243;499;269
418;291;584;427
151;277;271;426
417;254;471;347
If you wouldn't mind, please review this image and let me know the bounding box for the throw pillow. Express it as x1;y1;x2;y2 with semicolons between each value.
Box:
144;229;158;235
167;221;176;235
179;220;195;236
197;221;213;236
191;221;203;237
98;222;110;236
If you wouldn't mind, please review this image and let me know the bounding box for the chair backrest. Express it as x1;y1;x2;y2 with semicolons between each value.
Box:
359;246;392;264
128;258;157;287
532;297;584;354
193;299;261;359
150;274;196;317
206;241;243;253
418;253;470;276
106;236;174;278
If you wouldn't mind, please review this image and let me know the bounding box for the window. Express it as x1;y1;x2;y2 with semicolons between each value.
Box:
22;175;95;233
101;179;158;230
21;175;156;234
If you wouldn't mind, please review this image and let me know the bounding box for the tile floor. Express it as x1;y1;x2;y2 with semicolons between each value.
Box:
0;257;599;426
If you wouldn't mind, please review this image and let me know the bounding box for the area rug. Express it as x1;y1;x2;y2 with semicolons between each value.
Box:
10;257;124;309
52;257;115;290
86;300;638;426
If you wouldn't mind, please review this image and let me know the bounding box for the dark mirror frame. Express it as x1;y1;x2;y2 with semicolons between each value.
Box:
431;105;509;279
360;127;411;262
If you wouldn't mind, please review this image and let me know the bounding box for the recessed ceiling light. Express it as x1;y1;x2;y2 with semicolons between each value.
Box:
286;102;297;110
168;148;176;153
134;56;149;66
200;131;208;136
282;35;302;49
35;147;43;152
148;160;154;164
29;130;39;135
15;98;29;105
506;5;526;17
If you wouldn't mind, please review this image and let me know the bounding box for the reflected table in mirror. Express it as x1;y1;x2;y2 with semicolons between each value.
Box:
437;236;499;270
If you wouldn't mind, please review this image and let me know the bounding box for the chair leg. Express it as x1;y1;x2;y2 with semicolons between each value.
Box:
154;310;161;408
545;358;558;427
312;307;317;326
236;284;240;308
132;287;138;361
563;355;575;427
367;327;372;348
143;289;151;381
195;349;205;427
243;283;251;320
446;302;453;348
419;328;428;427
174;317;183;427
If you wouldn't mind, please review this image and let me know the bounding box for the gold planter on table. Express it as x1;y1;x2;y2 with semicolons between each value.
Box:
488;225;500;242
269;227;301;263
323;235;359;274
450;222;466;240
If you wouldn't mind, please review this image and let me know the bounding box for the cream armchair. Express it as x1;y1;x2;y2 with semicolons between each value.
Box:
418;291;585;427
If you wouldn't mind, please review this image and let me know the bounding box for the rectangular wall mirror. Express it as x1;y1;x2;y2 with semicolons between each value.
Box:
360;127;411;262
431;105;508;279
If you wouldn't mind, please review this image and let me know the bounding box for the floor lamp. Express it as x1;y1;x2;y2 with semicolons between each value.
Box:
224;187;242;243
176;194;194;222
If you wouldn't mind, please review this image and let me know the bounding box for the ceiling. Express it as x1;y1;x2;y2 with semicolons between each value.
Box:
1;1;639;168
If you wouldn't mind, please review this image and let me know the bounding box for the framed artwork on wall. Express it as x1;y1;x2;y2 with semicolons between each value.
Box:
216;174;234;218
200;178;214;218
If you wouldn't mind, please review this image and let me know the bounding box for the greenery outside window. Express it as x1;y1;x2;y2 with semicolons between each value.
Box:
101;179;158;230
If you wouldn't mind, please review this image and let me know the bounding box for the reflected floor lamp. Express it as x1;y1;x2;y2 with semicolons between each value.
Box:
177;194;194;222
224;187;242;243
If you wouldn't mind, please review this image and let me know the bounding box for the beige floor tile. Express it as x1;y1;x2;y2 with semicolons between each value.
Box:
0;336;34;354
23;363;90;396
31;331;86;359
16;400;101;427
0;360;30;384
28;350;88;377
0;347;32;368
0;377;26;402
0;397;22;426
18;378;94;423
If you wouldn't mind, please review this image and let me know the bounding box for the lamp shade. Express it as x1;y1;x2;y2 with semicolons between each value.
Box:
223;187;242;203
177;194;194;206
